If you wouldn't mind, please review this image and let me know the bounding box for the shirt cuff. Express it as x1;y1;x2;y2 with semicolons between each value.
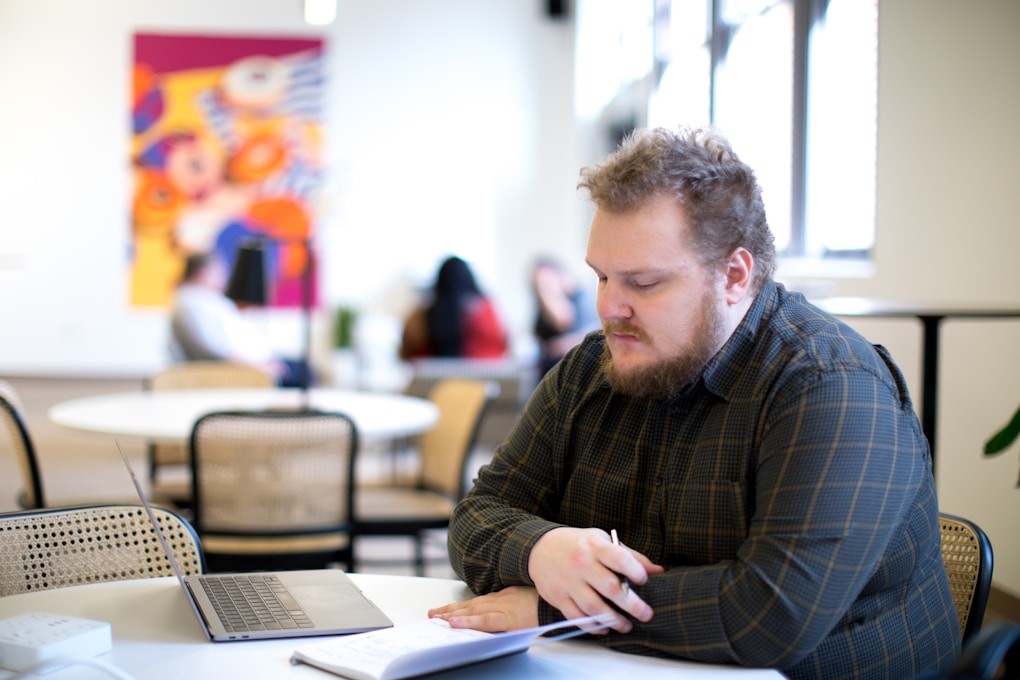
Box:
538;598;566;626
496;518;564;588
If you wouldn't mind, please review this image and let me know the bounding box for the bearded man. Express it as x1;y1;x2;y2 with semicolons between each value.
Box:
429;126;959;680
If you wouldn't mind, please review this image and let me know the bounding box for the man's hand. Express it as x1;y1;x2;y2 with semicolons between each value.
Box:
427;586;541;632
428;528;661;635
527;527;662;633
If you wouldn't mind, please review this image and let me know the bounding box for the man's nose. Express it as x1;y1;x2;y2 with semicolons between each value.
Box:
597;281;632;320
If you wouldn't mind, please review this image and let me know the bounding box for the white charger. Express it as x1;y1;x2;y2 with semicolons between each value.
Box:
0;612;112;673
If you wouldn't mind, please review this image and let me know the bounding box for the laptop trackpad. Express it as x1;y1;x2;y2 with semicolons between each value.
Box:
290;584;391;625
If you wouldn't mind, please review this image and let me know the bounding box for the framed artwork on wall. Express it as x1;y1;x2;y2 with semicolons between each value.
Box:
130;32;325;309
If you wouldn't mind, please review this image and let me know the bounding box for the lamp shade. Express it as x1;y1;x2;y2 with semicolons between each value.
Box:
225;240;268;305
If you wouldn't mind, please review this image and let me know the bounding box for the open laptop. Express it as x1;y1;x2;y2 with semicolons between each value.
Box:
117;442;393;642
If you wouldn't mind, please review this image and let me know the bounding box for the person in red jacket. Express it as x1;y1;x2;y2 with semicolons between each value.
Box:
400;256;509;360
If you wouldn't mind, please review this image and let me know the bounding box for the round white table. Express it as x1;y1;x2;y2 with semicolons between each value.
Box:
0;574;783;679
48;388;439;443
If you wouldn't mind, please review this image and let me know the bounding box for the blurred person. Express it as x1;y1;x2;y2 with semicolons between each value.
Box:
170;252;311;387
428;127;958;679
400;256;509;360
531;257;599;377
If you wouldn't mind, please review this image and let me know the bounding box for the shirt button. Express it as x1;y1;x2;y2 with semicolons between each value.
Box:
653;476;663;486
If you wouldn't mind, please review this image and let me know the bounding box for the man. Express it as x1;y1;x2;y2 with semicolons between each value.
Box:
428;127;959;679
170;252;309;387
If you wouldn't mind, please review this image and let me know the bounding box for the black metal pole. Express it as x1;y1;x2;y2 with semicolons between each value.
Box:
919;315;944;472
301;237;313;409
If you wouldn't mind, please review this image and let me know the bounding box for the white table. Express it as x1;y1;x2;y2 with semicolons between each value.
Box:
48;388;439;443
0;574;783;679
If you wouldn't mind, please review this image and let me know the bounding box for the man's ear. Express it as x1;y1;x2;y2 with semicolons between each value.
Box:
722;247;754;304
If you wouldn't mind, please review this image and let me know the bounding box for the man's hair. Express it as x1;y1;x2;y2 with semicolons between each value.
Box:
578;126;776;292
181;253;212;283
180;252;226;285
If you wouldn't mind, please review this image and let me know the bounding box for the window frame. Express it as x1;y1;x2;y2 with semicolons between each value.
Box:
655;0;875;267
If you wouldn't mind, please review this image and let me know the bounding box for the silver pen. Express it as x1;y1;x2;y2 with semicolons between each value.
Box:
610;529;630;594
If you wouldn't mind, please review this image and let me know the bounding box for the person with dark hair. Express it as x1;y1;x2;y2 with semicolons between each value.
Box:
400;256;509;360
428;127;958;679
531;256;599;377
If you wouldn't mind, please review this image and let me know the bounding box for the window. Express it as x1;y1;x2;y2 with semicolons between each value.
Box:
648;0;878;266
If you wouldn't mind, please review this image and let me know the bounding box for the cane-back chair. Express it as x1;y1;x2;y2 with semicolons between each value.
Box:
0;379;45;509
939;512;994;645
189;409;358;573
355;378;497;575
0;503;203;596
146;361;275;504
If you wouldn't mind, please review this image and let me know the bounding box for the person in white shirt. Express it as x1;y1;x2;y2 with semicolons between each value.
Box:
170;253;309;386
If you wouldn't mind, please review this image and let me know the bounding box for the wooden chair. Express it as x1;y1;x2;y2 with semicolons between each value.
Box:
146;361;275;505
188;410;358;573
404;357;531;450
0;379;45;509
355;378;498;575
939;512;994;645
0;503;203;596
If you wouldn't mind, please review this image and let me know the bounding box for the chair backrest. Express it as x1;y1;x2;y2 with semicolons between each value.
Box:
418;378;498;499
189;410;358;537
0;379;44;509
939;512;994;645
405;357;532;449
0;503;204;596
146;362;276;472
147;361;276;390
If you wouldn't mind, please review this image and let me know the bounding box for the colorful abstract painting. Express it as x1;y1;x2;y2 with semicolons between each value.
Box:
130;32;324;308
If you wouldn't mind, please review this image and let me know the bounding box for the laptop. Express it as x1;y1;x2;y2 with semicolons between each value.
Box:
117;442;394;642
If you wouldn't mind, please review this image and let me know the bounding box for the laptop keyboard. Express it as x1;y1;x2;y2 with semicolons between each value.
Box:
198;574;315;632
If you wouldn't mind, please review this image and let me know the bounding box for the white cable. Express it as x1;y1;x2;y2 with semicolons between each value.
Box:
11;655;136;680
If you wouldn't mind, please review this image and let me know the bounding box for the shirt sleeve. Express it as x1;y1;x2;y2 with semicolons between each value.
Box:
447;367;568;591
172;287;273;363
171;289;236;360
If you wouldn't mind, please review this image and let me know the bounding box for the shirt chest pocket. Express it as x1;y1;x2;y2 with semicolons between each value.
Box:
661;479;750;566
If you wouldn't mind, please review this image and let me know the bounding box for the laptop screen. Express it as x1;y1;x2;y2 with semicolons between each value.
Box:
116;441;193;587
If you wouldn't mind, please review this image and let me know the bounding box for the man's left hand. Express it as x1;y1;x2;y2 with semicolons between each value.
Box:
427;586;546;632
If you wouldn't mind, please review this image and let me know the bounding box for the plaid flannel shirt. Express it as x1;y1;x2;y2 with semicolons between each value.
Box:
448;281;959;679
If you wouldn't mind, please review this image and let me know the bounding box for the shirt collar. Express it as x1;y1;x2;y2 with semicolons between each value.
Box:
695;279;781;401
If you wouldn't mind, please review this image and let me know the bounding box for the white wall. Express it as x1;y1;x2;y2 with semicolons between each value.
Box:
320;1;579;330
1;0;1017;597
0;0;576;373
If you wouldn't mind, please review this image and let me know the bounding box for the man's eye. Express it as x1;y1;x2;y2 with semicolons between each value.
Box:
633;281;657;290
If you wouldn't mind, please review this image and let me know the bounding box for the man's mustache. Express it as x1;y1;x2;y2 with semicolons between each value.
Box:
602;322;648;342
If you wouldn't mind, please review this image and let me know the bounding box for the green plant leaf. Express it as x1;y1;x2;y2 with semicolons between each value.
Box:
984;404;1020;456
333;307;357;348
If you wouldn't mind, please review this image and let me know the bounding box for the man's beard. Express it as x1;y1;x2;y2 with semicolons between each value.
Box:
600;287;727;400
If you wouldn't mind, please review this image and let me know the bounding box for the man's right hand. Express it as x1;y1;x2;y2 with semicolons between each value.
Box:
527;527;662;633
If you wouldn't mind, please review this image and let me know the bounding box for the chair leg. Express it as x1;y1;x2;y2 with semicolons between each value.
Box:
146;443;157;483
414;534;426;577
347;541;357;573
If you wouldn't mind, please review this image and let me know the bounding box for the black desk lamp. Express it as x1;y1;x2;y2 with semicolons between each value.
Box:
225;240;269;307
226;238;314;406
